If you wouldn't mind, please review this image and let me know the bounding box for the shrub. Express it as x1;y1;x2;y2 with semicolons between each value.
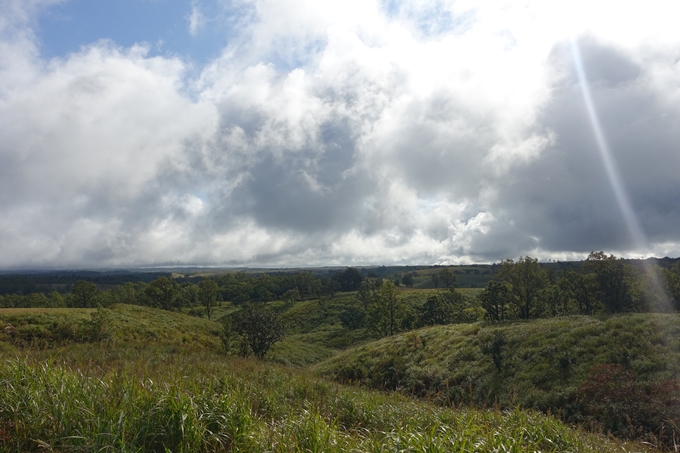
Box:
480;331;506;372
576;363;680;444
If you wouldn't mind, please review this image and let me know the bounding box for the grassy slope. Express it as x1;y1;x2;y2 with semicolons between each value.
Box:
268;290;473;365
1;301;676;450
265;294;370;365
316;313;680;411
0;304;223;349
0;344;653;452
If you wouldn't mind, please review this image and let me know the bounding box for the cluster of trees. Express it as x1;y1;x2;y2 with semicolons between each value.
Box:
395;267;458;288
339;275;481;338
0;277;223;316
337;253;680;340
479;252;680;321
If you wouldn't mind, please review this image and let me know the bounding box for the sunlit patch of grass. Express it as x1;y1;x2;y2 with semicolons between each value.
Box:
1;304;224;350
268;336;337;366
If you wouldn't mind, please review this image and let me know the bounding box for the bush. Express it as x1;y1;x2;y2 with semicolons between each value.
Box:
576;363;680;444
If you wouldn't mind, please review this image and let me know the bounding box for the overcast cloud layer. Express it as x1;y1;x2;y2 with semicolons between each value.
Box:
1;0;679;268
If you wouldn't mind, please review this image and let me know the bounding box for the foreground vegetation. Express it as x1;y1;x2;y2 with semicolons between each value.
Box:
0;344;654;452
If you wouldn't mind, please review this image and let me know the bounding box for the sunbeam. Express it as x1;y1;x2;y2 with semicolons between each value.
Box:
569;38;647;251
569;37;672;308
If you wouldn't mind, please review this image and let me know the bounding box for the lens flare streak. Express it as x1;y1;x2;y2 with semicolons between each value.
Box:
570;38;671;308
569;38;648;251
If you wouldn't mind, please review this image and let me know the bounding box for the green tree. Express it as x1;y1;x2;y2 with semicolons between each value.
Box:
178;282;199;307
332;267;364;292
478;280;510;321
431;273;440;288
542;283;568;317
356;277;382;309
47;291;66;308
439;268;457;289
111;282;138;305
198;278;219;320
662;262;680;311
144;277;179;310
71;281;99;308
321;278;341;299
293;271;320;298
339;305;366;330
559;270;599;315
283;287;302;304
401;272;415;288
230;304;285;359
583;251;637;313
417;291;460;326
499;256;548;319
367;281;405;337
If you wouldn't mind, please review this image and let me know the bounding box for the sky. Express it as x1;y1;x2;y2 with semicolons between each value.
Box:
1;0;679;269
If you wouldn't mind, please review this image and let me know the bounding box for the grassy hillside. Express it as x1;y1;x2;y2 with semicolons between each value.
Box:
1;304;223;349
1;302;677;450
268;289;478;365
317;313;680;440
0;341;653;452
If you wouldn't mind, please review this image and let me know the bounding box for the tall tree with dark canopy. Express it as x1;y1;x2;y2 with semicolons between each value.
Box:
367;281;405;337
499;256;548;319
401;272;415;287
431;273;440;288
71;280;99;308
559;270;600;315
439;268;457;289
478;280;510;321
332;267;364;292
418;291;457;326
144;276;179;310
583;252;637;313
333;267;364;292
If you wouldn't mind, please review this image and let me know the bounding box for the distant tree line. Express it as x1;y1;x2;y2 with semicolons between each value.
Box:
0;272;172;296
335;252;680;340
0;267;366;311
3;253;680;331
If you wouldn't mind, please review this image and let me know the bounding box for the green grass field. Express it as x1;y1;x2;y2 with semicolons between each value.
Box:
1;302;677;451
0;338;653;452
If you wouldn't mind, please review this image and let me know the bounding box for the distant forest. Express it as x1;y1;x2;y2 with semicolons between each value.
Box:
1;255;679;323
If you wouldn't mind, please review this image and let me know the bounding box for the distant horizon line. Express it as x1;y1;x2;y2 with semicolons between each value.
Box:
1;256;678;275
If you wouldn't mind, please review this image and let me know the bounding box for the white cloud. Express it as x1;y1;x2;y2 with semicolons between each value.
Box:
187;1;206;37
1;0;680;268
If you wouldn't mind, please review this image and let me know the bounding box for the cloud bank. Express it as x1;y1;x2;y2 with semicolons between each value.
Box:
1;0;680;268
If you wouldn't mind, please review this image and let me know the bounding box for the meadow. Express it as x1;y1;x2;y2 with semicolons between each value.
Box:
1;298;676;452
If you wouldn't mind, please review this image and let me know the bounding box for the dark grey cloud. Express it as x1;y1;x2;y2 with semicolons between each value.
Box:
473;37;680;259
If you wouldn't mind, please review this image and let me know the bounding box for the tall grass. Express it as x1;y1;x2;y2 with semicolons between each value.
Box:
0;348;654;452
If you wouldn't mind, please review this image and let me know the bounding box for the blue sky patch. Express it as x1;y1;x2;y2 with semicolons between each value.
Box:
37;0;233;66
